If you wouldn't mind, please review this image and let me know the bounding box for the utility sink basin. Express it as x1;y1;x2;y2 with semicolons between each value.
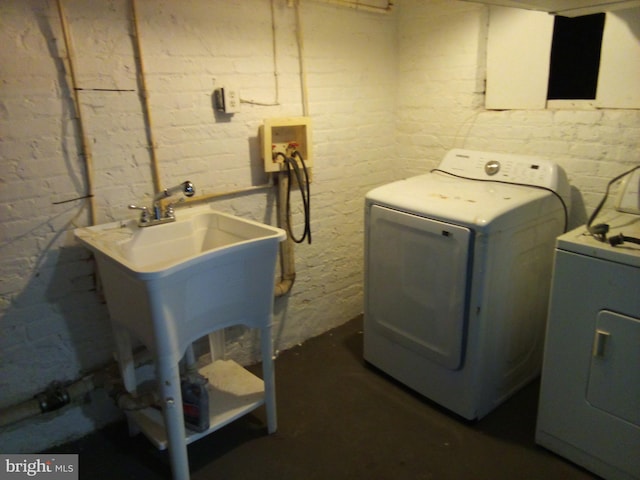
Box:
75;205;286;278
74;204;286;362
76;204;284;479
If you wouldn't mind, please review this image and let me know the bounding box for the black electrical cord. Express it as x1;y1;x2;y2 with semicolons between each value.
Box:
587;164;640;245
430;169;570;233
289;150;311;244
275;150;311;244
608;233;640;247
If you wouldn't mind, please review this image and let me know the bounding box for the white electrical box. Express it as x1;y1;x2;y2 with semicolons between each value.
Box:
214;87;240;114
261;117;312;173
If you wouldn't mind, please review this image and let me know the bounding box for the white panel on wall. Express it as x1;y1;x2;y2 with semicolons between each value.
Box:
596;8;640;108
485;6;554;109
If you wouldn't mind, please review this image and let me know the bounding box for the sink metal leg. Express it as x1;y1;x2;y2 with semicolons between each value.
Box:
261;325;277;434
157;358;190;480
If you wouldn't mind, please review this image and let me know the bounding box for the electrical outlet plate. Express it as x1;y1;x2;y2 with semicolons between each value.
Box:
261;117;312;173
214;87;240;114
616;168;640;215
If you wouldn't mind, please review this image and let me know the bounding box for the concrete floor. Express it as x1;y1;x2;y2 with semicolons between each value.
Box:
47;316;600;479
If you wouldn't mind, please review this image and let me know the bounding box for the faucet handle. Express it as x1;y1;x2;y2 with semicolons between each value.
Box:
128;204;151;223
165;197;186;219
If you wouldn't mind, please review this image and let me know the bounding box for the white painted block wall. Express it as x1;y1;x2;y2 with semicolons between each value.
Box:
1;0;639;452
397;0;640;226
0;0;396;452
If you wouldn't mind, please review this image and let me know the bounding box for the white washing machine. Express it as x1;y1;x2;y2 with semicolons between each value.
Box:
536;209;640;480
364;149;571;420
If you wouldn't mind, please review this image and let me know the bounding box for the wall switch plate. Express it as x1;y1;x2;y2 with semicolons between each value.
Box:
214;87;240;114
616;168;640;215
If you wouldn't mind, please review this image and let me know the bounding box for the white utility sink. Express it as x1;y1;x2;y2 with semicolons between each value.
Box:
75;205;286;277
74;204;285;480
75;204;286;355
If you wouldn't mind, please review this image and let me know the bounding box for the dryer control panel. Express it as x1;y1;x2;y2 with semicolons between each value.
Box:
437;149;571;209
439;149;566;191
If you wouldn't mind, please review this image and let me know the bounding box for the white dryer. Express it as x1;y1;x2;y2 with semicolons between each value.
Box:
364;149;570;420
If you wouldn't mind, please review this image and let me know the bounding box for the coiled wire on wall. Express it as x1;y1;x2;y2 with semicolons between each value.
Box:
275;151;312;244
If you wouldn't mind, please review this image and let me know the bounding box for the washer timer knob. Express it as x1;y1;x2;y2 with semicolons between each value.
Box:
485;160;500;176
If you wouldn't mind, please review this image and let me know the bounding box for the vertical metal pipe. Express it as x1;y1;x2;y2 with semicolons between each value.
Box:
274;172;296;296
270;0;280;106
130;0;163;194
55;0;97;225
294;0;310;116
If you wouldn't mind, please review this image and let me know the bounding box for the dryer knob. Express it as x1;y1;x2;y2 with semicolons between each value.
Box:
485;160;500;176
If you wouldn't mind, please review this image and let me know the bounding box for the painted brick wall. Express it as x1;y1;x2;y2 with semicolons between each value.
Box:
0;0;396;452
397;0;640;228
1;0;639;453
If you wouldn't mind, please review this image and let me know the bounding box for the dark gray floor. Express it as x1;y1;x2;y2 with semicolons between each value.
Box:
47;316;599;479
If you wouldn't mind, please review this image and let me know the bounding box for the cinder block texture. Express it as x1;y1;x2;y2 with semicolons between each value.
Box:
1;0;638;452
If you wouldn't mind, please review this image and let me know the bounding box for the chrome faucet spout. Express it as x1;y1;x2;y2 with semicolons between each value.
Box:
130;181;196;227
153;181;196;202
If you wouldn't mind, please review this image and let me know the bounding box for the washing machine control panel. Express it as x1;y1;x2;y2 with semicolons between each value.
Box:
439;149;566;192
484;161;500;176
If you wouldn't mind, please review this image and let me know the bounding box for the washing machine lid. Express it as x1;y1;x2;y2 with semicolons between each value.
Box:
557;210;640;267
365;172;557;232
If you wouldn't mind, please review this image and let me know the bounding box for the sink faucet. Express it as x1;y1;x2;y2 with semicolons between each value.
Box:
129;180;195;227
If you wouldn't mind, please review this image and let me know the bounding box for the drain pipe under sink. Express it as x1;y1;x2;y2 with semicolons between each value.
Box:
0;351;154;429
274;171;296;297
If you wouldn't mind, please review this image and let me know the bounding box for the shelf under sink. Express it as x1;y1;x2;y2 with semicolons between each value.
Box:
129;359;266;450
